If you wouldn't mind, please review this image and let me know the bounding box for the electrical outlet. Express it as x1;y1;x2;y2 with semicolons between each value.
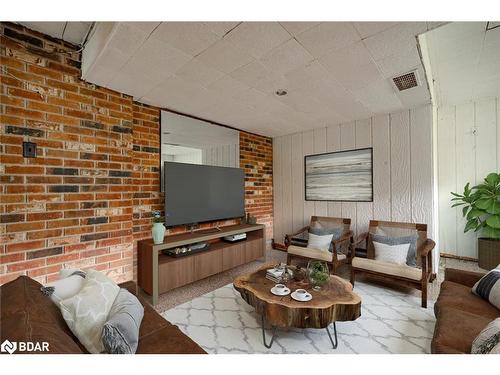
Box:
23;142;37;158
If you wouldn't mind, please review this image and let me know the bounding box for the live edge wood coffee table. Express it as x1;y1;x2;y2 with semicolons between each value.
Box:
233;266;362;349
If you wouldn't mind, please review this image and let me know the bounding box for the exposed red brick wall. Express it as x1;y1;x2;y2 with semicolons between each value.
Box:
1;22;273;286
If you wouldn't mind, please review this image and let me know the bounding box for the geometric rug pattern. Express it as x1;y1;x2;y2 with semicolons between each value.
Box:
162;281;436;354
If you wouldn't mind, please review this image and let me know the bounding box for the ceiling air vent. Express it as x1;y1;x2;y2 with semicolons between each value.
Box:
392;70;420;91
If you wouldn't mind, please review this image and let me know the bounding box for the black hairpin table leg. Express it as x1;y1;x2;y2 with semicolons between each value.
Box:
325;322;338;349
261;315;277;349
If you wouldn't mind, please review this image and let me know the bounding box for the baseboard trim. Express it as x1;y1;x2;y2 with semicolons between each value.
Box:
440;253;478;262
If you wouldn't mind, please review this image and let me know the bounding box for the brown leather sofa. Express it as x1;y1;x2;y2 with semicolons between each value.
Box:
431;268;500;354
0;276;206;354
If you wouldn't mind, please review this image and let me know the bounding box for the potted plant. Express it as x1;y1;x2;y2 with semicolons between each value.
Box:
151;210;166;245
451;172;500;269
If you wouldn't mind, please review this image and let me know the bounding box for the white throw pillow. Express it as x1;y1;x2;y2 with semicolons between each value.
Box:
373;241;410;265
43;274;86;305
59;268;86;279
59;270;120;353
307;232;334;252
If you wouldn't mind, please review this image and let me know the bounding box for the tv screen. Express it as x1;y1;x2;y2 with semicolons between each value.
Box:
164;162;245;227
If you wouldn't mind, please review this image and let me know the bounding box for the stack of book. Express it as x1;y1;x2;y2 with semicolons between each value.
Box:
266;268;284;283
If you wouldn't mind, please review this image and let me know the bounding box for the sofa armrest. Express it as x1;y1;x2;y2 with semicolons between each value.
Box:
444;268;485;288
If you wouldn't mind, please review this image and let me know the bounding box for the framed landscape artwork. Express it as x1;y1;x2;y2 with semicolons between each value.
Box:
304;147;373;202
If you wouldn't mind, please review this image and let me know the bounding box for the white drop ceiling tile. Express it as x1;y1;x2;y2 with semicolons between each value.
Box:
363;22;427;61
174;58;225;87
122;22;161;34
206;74;250;97
260;38;314;76
330;59;383;91
121;37;192;82
279;22;320;37
294;22;361;57
396;85;431;109
426;22;449;31
107;70;158;99
352;22;400;39
63;22;92;45
202;22;240;37
230;60;273;87
319;41;376;73
153;22;220;56
374;47;421;78
196;39;255;74
225;22;291;58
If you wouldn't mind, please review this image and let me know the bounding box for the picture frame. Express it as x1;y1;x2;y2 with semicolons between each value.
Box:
304;147;373;202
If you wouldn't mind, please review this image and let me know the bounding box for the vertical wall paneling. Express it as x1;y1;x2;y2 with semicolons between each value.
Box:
355;118;373;235
455;103;477;258
291;133;304;232
372;114;392;221
437;98;499;258
475;99;497;181
390;110;412;222
282;135;293;237
340;122;357;234
273;137;283;243
410;105;434;238
437;106;457;255
302;130;315;226
273;105;435;252
326;124;342;217
313;128;328;216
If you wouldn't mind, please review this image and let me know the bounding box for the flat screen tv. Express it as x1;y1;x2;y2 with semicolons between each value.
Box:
164;162;245;227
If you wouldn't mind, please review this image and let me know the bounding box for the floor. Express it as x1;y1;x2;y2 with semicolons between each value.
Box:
154;249;485;313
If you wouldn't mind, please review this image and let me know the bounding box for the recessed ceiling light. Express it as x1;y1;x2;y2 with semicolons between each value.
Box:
275;89;287;96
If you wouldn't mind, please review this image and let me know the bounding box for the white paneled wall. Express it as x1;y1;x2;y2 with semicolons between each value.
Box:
437;98;499;259
273;104;435;246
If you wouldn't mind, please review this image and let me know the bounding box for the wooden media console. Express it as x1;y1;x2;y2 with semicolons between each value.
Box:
137;223;265;305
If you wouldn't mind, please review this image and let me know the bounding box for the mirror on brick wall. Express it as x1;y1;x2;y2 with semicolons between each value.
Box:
160;111;240;191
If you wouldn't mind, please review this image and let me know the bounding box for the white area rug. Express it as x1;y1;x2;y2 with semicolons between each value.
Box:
162;281;436;354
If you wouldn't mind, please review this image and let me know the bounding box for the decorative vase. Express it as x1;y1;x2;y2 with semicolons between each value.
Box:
307;260;330;291
152;222;166;244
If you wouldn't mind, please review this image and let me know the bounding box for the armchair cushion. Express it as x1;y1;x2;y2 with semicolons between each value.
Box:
288;245;345;262
352;257;422;281
371;232;418;267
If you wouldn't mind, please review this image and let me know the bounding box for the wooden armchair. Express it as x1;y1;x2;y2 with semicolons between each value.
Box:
285;216;353;274
350;220;436;308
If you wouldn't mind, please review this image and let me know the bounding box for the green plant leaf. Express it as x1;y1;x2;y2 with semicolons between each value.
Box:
486;200;500;215
462;206;469;217
482;226;500;239
464;218;479;232
486;215;500;229
450;192;462;198
451;202;465;207
466;208;484;220
485;173;499;186
476;198;494;210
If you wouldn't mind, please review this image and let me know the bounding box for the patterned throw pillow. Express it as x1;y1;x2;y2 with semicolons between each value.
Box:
471;318;500;354
59;270;120;353
472;265;500;309
373;241;410;265
41;271;86;305
371;233;418;267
